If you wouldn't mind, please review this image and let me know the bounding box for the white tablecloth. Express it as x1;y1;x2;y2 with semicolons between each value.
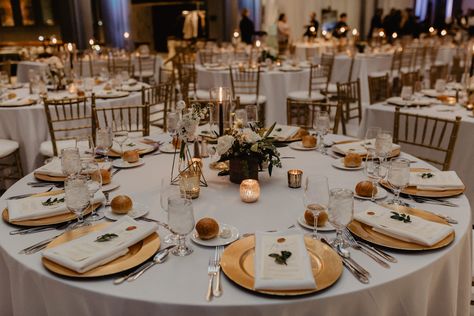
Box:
0;134;471;315
359;102;474;212
0;87;142;173
196;65;309;125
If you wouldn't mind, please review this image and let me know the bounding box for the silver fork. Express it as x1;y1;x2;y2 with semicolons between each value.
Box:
213;246;223;297
206;258;218;301
19;233;63;254
343;229;390;268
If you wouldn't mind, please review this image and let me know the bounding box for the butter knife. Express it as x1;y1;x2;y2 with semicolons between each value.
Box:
357;241;397;263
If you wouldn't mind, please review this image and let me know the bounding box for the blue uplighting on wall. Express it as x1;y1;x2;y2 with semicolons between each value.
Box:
101;0;130;48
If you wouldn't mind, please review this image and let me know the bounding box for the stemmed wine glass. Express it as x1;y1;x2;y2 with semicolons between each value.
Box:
159;178;180;244
113;131;129;161
327;188;354;250
61;147;82;177
246;104;258;128
365;149;388;202
166;112;179;149
168;195;195;256
386;158;410;208
65;175;91;229
364;127;381;150
96;127;113;162
75;135;95;160
314;111;331;155
375;130;392;163
303;175;329;240
83;160;103;221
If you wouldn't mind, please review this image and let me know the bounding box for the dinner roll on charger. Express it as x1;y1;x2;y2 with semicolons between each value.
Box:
111;195;133;214
123;150;139;163
195;217;219;240
344;152;362;168
302;135;317;148
355;181;377;197
304;205;328;227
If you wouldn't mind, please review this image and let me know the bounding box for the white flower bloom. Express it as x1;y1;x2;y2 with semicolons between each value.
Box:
242;129;261;144
216;135;235;155
176;100;186;111
177;113;199;142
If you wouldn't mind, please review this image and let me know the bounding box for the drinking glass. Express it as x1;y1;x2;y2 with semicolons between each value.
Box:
327;188;354;249
61;147;82;176
113;131;129;160
75;135;95;159
234;109;248;128
96;127;113;162
99;67;109;80
364;149;388;202
160;178;180;244
168;195;195;256
364;127;381;150
386;158;410;208
83;160;103;221
303;175;329;240
435;79;446;93
375;130;392;163
400;86;413;101
166;112;179;136
0;71;9;85
65;175;91;229
246;104;258;127
83;78;94;94
314;111;331;155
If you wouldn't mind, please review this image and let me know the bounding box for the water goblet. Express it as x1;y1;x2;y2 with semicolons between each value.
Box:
246;104;258;127
314;111;331;155
65;175;91;229
234;109;248;127
83;160;104;221
75;135;95;160
364;149;388;202
375;130;392;163
160;178;180;244
96;127;113;162
364;127;381;150
113;131;129;161
61;147;82;176
327;188;354;250
401;86;413;101
303;175;329;240
168;195;195;256
386;158;410;208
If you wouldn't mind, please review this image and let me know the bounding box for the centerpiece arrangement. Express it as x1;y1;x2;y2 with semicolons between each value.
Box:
216;121;281;184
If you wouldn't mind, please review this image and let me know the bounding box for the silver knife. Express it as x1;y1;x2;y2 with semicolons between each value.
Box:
358;241;398;263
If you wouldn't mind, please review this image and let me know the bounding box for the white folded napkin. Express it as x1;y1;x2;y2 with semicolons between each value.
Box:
35;158;111;177
254;230;316;291
111;139;153;154
354;203;453;246
269;124;300;141
332;139;400;156
42;216;158;273
409;171;464;191
8;191;106;221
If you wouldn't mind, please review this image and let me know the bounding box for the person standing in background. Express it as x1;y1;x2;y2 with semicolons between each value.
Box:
239;8;255;45
277;13;290;54
368;8;383;38
304;12;319;38
333;13;349;38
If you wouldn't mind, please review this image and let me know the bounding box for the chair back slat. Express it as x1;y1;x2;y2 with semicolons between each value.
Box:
286;98;340;133
368;73;390;104
336;79;362;135
229;66;261;98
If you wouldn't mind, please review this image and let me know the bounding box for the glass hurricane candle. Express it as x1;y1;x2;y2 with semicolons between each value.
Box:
240;179;260;203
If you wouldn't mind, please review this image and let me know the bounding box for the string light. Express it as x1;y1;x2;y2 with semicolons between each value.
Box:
233;31;240;38
352;28;358;36
123;32;130;39
440;29;447;36
392;32;398;39
255;40;261;48
38;35;44;42
89;39;95;46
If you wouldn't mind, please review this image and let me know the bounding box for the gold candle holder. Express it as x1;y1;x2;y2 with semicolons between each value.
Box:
179;169;200;199
240;179;260;203
287;169;303;188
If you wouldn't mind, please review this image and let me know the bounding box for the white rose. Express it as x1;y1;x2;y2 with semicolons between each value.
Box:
176;100;186;111
242;129;261;143
216;135;235;155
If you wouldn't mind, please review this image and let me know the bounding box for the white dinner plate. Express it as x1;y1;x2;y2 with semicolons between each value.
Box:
102;181;120;192
297;216;335;232
112;158;145;169
159;143;178;153
331;158;365;171
289;141;316;151
354;187;388;200
95;91;130;99
104;203;149;221
191;224;240;247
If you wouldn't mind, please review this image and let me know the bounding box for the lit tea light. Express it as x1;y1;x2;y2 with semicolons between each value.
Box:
322;30;327;37
310;26;316;33
392;32;398;39
240;179;260;203
440;29;447;36
287;169;303;188
429;27;435;33
51;36;57;44
38;35;44;42
378;30;385;38
352;28;358;36
89;38;95;46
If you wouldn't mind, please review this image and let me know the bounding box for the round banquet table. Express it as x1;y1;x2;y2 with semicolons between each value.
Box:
0;133;471;316
196;65;309;125
0;86;142;174
359;101;474;213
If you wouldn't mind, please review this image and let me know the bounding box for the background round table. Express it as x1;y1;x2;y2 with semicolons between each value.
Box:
0;133;470;316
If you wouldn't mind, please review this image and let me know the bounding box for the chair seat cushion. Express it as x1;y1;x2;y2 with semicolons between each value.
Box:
326;83;337;94
194;89;210;100
237;94;267;105
134;70;154;78
39;139;77;157
150;125;164;135
0;139;19;158
288;90;325;101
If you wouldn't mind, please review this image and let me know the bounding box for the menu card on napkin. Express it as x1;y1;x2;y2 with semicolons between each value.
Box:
111;140;152;154
7;191;105;221
254;231;316;291
269;124;300;141
409;171;464;191
35;158;111;177
43;216;158;273
332;139;400;156
354;203;453;246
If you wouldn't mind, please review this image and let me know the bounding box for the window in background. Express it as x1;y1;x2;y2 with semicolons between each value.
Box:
0;0;14;26
19;0;35;25
40;0;54;25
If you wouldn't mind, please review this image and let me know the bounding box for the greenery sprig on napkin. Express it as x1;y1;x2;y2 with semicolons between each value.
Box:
390;211;411;223
41;197;65;207
269;250;292;265
95;233;118;242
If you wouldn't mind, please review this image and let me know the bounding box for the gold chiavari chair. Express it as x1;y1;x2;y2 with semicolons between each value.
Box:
286;98;342;133
400;46;416;72
288;64;329;101
413;45;428;71
108;53;133;77
142;82;173;133
92;101;150;138
390;47;402;78
305;47;317;63
320;53;336;94
78;53;94;77
393;107;461;171
400;70;420;91
429;64;449;88
199;50;215;65
336;79;362;136
0;139;23;190
135;54;157;83
368;73;391;104
428;45;440;67
41;97;94;157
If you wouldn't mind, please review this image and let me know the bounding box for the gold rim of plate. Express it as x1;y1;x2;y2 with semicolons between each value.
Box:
2;190;99;227
379;168;465;198
34;172;66;182
107;141;157;157
348;204;455;251
0;99;36;107
42;222;160;277
220;236;342;296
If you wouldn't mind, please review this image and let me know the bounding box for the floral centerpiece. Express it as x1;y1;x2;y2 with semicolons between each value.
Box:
175;100;208;159
216;121;281;184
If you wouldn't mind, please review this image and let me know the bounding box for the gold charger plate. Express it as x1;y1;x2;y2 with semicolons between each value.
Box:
0;98;36;108
379;168;465;198
42;222;160;277
220;236;342;296
348;204;455;251
34;172;66;182
2;190;100;227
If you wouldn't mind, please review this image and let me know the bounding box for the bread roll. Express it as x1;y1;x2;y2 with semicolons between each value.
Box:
344;152;362;168
111;195;133;214
304;205;328;227
195;217;219;240
91;169;111;185
355;181;377;197
302;135;317;148
123;150;139;163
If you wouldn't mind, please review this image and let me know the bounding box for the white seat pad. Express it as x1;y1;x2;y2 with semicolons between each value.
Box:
237;94;267;105
0;139;19;158
288;90;325;101
39;139;77;157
